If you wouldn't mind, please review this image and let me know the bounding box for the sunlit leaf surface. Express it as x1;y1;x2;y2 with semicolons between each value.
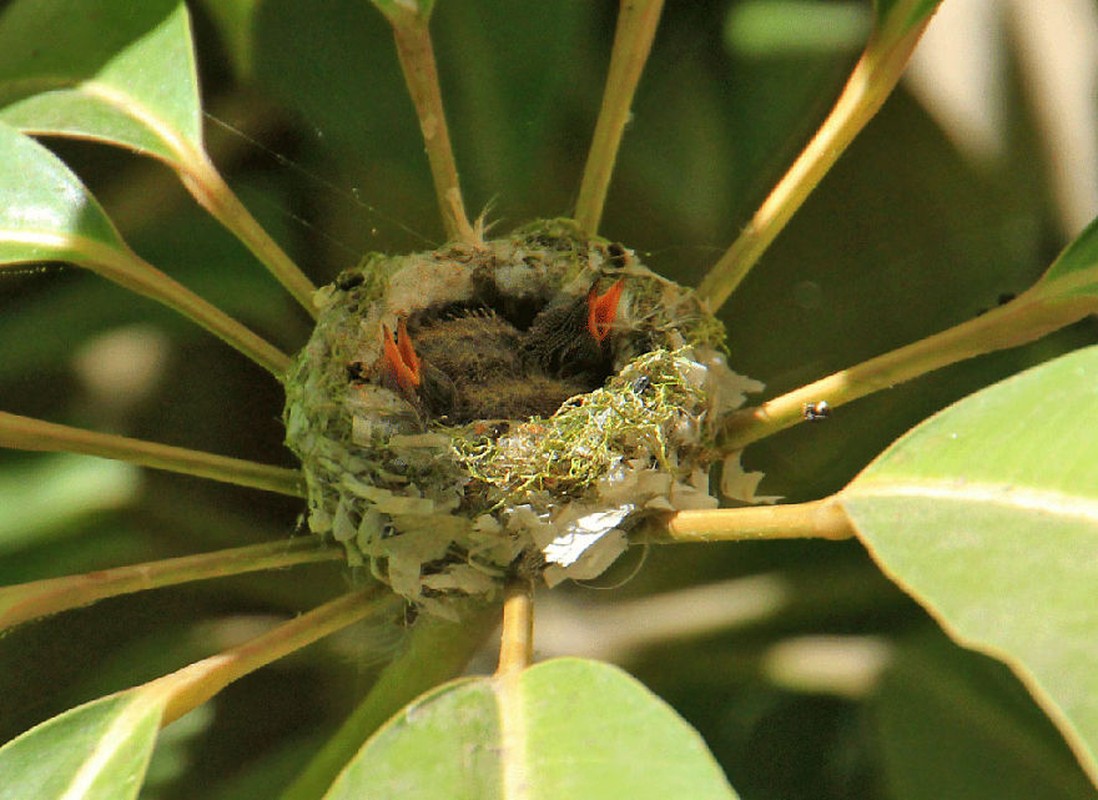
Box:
0;0;201;164
0;691;163;800
325;658;738;799
843;345;1098;787
873;633;1097;800
1034;214;1098;299
0;121;126;264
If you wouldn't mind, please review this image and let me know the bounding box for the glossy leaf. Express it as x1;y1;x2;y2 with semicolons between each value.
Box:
0;0;318;315
0;0;201;164
0;122;292;375
0;690;164;800
873;634;1097;800
0;121;126;264
842;345;1098;787
325;658;738;799
0;190;299;382
1033;213;1098;300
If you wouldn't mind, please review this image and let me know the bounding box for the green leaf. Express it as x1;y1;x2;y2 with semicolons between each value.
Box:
0;120;294;376
325;658;738;799
0;0;318;322
841;344;1098;788
0;0;201;164
1032;213;1098;300
0;191;298;383
873;633;1097;800
0;691;164;800
0;121;127;263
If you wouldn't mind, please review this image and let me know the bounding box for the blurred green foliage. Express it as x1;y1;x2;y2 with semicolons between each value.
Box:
0;1;1093;797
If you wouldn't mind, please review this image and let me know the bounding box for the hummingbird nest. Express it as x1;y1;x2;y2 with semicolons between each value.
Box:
284;220;764;618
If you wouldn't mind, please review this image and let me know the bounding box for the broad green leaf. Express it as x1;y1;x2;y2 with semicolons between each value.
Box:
873;634;1097;800
0;121;126;264
1032;213;1098;299
0;0;201;164
325;658;738;799
841;344;1098;787
0;175;301;382
0;0;317;320
0;690;164;800
0;121;293;375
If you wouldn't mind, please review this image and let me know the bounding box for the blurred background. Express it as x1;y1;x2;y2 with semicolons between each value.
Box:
1;0;1096;797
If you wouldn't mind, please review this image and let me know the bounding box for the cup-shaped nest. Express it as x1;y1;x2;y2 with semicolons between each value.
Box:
284;220;762;618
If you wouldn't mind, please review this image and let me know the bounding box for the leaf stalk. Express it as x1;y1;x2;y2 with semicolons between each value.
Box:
695;14;933;311
575;0;666;236
181;152;321;319
146;587;391;727
496;578;534;676
0;538;342;631
389;18;477;244
0;410;305;497
719;290;1096;451
648;498;853;544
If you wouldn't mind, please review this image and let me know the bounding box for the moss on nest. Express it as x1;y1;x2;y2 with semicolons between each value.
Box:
452;348;710;499
283;220;762;617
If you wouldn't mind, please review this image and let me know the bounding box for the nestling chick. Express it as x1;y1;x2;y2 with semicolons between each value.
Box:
522;278;624;382
376;278;625;424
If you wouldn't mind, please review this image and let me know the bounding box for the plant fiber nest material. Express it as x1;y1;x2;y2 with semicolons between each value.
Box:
283;221;763;618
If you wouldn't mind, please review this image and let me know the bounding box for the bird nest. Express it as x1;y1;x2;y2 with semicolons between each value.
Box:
283;220;763;618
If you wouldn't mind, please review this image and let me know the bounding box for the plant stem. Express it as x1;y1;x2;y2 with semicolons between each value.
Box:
695;17;932;312
180;152;321;318
719;290;1096;451
645;498;853;543
390;19;477;244
496;578;534;675
575;0;665;236
0;538;341;631
280;601;498;800
0;410;305;497
145;587;392;727
0;236;292;377
79;81;320;319
494;578;532;800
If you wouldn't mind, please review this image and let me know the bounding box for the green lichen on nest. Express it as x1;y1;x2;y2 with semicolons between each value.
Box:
282;220;760;616
451;348;711;501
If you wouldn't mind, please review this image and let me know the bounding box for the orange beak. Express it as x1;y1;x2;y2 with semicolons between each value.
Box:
586;278;625;344
381;318;421;393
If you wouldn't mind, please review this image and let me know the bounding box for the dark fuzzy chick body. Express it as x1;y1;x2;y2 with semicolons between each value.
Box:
409;304;606;423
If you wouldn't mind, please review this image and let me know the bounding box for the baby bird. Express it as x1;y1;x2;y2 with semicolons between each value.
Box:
522;279;624;382
376;278;625;424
